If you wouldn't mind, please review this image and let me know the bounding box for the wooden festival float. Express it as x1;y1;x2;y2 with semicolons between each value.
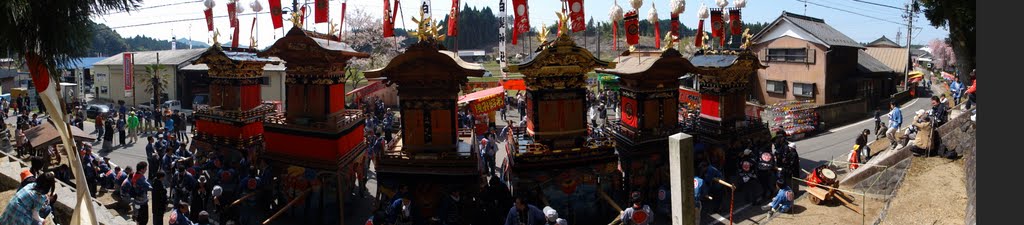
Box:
363;19;486;222
595;47;698;210
255;26;370;224
503;15;622;224
687;49;771;153
188;43;281;222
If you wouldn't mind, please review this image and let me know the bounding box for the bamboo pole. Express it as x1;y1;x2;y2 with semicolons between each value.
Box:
262;189;312;225
229;190;260;208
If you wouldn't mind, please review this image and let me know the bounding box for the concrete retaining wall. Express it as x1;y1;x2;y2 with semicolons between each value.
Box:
815;98;868;130
934;112;976;225
0;152;129;225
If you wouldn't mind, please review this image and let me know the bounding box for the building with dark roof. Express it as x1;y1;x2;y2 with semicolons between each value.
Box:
867;36;901;48
749;12;896;105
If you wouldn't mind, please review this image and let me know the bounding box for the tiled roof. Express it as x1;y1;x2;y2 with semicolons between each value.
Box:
858;50;895;74
757;12;864;48
864;47;910;74
867;36;901;48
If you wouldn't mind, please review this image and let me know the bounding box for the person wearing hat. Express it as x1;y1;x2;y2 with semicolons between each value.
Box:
761;179;795;216
909;112;934;157
542;206;567;225
775;142;800;191
168;201;194;225
620;191;653;225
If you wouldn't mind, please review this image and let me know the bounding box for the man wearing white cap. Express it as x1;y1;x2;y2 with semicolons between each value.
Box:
542;206;567;225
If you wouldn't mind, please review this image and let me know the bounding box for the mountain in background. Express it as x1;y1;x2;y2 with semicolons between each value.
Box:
85;21;209;57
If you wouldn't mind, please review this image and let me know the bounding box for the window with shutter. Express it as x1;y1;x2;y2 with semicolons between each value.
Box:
766;48;810;63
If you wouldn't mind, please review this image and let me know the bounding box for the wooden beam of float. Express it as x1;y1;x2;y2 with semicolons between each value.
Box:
505;29;615;146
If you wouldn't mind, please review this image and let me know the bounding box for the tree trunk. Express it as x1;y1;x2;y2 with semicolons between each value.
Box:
949;18;975;82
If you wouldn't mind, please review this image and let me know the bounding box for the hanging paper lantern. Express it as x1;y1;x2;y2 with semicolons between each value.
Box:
671;0;685;14
236;0;246;14
734;0;747;8
205;0;216;9
250;0;263;12
630;0;643;10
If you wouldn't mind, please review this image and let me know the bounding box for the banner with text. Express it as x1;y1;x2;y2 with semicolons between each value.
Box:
123;53;134;96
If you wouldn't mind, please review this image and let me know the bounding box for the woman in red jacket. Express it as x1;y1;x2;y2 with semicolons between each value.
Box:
965;70;976;110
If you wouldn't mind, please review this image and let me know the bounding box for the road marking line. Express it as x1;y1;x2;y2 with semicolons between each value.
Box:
830;98;921;132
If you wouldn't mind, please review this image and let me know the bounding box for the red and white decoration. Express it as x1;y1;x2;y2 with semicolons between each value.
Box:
498;0;508;77
568;0;585;33
624;10;639;46
383;0;398;37
123;53;134;94
669;0;685;39
647;3;660;49
204;0;216;31
448;0;460;37
269;0;284;29
609;1;623;51
228;0;238;28
511;0;529;45
340;0;348;39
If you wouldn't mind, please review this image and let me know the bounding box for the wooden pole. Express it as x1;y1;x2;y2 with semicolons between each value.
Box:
263;189;312;225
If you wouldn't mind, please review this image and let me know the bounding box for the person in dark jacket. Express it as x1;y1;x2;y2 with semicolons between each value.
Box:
152;172;168;225
505;196;545;225
387;198;415;225
437;189;463;225
103;116;115;151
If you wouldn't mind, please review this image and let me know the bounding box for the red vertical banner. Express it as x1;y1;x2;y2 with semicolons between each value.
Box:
447;0;460;37
383;0;395;37
624;10;639;46
511;0;529;45
670;14;679;37
315;0;329;23
620;96;638;128
123;53;134;94
228;2;238;27
653;20;661;48
695;19;704;48
729;9;742;35
270;0;284;29
204;9;214;31
339;2;347;39
710;8;723;38
568;0;585;32
611;22;618;51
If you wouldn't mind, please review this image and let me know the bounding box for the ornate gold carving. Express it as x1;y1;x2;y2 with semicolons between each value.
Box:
537;22;550;44
740;28;753;50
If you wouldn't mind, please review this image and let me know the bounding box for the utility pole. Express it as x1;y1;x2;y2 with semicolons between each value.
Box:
903;3;913;90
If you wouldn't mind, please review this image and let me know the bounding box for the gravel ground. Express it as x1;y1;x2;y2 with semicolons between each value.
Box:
880;157;967;225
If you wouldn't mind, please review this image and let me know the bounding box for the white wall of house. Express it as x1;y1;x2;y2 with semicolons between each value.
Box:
92;64;179;105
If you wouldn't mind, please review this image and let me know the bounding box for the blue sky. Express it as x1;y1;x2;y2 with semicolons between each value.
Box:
94;0;948;49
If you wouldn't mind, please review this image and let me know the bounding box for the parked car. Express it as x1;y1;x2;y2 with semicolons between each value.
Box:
85;104;110;119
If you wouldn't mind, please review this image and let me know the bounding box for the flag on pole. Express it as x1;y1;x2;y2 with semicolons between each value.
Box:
383;0;395;37
300;5;307;25
270;0;284;29
26;52;99;225
569;0;585;33
447;0;460;37
233;24;240;48
204;9;214;31
340;1;347;39
511;0;529;45
498;0;507;77
421;0;432;19
710;8;723;38
228;1;238;27
315;0;329;23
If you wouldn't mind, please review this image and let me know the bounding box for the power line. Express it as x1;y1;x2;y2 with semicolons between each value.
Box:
850;0;904;11
107;11;270;30
796;0;918;28
101;0;204;16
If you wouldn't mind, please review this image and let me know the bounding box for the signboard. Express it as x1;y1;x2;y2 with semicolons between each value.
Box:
123;53;134;96
679;88;700;109
470;92;505;115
